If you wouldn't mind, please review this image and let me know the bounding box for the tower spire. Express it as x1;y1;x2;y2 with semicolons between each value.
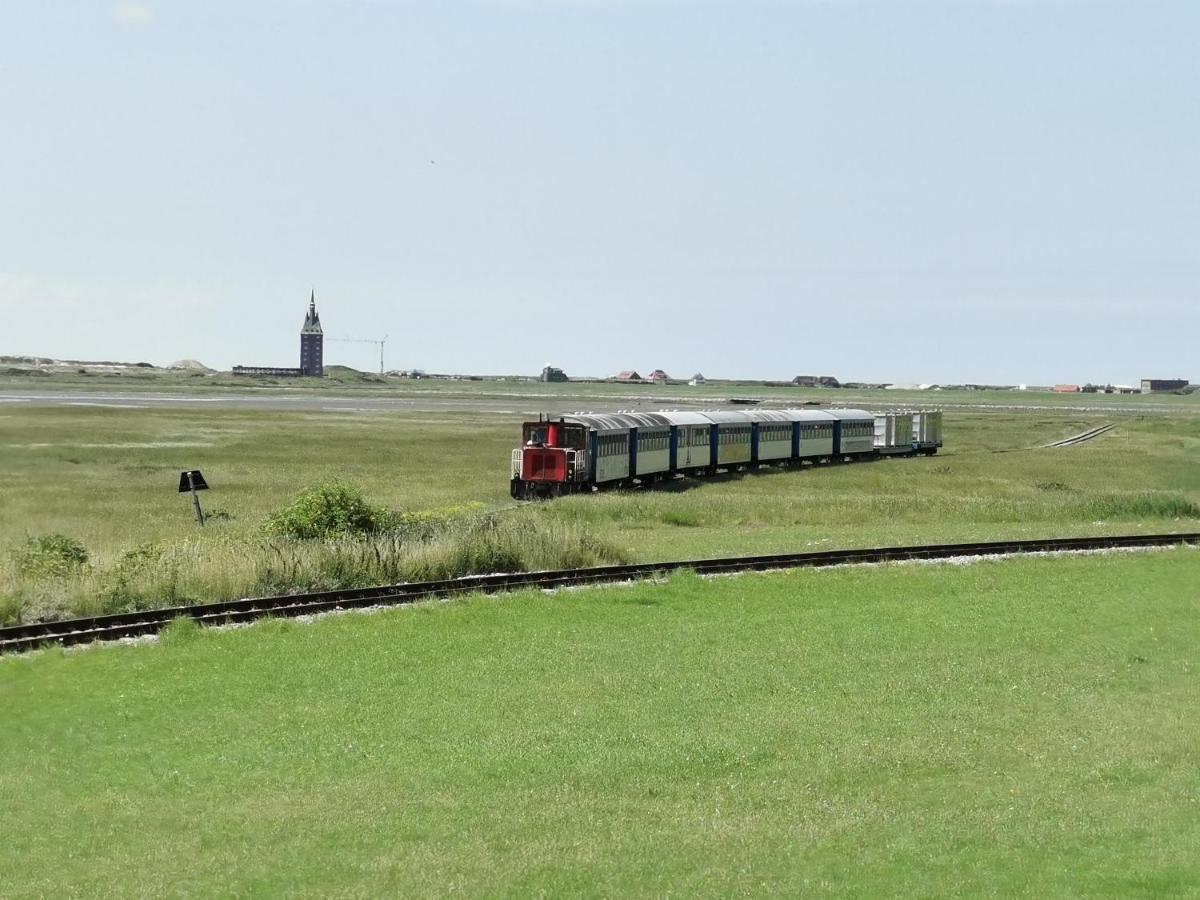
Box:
300;288;324;376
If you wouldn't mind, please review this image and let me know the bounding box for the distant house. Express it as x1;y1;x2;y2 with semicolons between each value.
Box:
540;365;568;383
615;370;643;382
1052;384;1080;393
1141;378;1189;393
688;373;706;386
648;369;670;383
792;375;840;388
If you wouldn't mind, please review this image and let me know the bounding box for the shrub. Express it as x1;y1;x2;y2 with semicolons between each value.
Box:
264;481;391;539
117;543;165;573
11;534;89;579
0;595;25;627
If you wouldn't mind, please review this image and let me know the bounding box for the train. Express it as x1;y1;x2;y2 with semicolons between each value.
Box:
509;408;943;499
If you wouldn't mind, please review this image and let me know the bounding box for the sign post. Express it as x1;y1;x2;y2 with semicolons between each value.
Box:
178;470;209;527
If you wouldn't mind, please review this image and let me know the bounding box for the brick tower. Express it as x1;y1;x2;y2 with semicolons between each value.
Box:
300;291;324;377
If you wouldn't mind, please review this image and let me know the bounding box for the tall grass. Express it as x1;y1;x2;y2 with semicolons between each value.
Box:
0;514;627;625
1081;493;1200;520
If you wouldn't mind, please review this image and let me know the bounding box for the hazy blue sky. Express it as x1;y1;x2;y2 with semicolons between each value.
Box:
2;1;1196;383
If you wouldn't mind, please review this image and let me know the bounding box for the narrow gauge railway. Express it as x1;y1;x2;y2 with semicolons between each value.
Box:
511;407;941;500
2;533;1196;655
1044;423;1115;448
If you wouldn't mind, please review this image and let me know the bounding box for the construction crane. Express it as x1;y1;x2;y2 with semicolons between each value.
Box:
328;335;389;375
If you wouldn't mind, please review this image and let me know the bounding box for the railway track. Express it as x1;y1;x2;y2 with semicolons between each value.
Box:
2;532;1196;655
1044;423;1115;448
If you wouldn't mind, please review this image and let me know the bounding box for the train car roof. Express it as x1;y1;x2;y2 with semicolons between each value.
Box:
551;412;674;432
745;409;838;423
622;412;672;428
548;409;846;429
555;413;642;433
654;410;713;426
788;409;840;422
697;410;754;425
823;407;874;421
740;409;793;423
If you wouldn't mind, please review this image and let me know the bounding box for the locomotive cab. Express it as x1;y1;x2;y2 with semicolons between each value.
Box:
511;419;588;499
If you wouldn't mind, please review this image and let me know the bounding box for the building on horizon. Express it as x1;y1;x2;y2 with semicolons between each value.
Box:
233;292;326;378
1140;378;1189;393
300;292;324;376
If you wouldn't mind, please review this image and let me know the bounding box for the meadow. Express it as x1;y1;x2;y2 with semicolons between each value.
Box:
3;382;1198;896
3;364;1198;413
1;387;1199;623
2;551;1197;896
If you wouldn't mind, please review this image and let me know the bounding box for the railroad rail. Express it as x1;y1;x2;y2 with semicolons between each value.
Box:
2;532;1196;655
1044;424;1115;448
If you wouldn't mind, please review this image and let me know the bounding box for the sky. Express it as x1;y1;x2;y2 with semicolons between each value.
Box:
1;0;1196;384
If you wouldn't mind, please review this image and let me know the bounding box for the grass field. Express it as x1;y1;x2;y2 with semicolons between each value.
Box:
1;391;1199;623
4;365;1199;414
2;551;1197;897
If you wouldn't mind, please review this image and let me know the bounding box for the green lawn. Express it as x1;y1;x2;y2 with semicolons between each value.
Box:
3;551;1197;897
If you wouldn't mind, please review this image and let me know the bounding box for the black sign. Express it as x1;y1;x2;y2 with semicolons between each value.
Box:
178;470;209;493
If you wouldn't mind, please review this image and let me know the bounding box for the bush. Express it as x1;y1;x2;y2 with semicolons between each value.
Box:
11;534;89;579
0;594;25;627
264;481;392;539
